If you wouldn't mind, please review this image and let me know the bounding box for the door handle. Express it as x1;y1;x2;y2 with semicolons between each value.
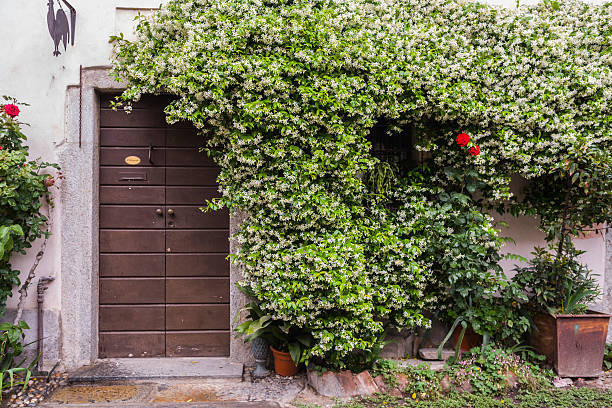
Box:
148;143;154;164
167;208;175;216
155;208;163;216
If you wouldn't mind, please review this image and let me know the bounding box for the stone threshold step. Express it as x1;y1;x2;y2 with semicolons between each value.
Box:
69;358;244;382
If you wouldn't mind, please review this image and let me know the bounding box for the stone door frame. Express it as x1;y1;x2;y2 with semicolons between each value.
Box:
59;67;248;370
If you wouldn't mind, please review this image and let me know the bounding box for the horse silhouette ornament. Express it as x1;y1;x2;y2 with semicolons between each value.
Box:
47;0;76;57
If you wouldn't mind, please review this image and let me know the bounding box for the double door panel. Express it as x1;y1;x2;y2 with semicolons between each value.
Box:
98;95;230;358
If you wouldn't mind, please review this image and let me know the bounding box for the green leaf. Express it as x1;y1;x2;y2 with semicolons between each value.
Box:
288;342;301;364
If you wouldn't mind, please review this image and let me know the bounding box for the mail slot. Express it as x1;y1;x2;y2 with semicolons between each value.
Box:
119;172;147;182
100;167;164;185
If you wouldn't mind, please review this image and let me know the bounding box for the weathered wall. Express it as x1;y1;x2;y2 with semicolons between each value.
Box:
0;0;609;369
0;0;166;369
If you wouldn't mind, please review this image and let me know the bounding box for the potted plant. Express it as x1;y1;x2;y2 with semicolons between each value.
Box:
235;302;312;376
436;299;486;361
514;147;612;377
512;244;608;377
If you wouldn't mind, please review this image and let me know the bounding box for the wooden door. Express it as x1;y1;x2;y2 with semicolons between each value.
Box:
98;95;230;358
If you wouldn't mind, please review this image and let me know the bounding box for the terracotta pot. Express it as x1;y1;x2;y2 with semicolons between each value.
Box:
270;346;298;376
451;326;482;352
530;311;611;377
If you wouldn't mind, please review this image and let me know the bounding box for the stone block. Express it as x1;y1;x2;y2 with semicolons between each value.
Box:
553;377;573;388
380;341;401;359
381;334;415;359
396;373;409;390
307;370;343;398
335;370;358;396
418;347;455;361
373;374;388;392
308;369;379;398
398;359;445;371
354;371;379;395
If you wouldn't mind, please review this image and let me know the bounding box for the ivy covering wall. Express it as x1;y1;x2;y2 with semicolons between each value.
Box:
110;0;611;369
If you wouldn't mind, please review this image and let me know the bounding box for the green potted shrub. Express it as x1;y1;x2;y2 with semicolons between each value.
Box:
235;302;312;376
514;147;612;377
512;244;608;377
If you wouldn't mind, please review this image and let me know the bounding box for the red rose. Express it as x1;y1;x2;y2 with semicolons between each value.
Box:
456;133;470;147
468;145;481;156
0;146;3;150
3;104;19;118
43;177;55;187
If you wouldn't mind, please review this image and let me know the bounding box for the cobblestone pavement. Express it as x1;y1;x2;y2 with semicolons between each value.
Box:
37;376;306;407
3;367;311;408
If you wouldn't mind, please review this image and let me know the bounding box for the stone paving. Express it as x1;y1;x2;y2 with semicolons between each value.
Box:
35;367;311;408
38;379;303;407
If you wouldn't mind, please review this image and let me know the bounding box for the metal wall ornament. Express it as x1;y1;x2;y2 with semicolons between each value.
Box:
47;0;76;57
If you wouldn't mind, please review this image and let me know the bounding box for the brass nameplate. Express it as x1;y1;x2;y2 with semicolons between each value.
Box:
124;156;141;165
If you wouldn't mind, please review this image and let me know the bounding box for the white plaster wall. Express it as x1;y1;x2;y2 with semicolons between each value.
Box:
498;213;607;300
0;0;164;314
0;0;608;319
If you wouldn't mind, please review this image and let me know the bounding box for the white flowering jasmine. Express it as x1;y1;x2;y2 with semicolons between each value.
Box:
110;0;611;368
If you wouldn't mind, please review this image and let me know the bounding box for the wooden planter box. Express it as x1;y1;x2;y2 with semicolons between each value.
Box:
530;311;611;377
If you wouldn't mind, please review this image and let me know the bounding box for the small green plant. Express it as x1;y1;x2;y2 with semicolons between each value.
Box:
512;244;599;316
372;347;551;402
366;160;397;195
335;388;612;408
293;403;323;408
506;343;547;366
403;363;441;399
371;359;399;387
234;301;313;364
0;321;39;398
560;279;599;315
445;345;551;396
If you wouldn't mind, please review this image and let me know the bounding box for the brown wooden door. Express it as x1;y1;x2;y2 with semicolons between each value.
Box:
99;95;230;358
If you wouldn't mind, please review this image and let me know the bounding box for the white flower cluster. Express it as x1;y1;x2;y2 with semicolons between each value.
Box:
110;0;611;367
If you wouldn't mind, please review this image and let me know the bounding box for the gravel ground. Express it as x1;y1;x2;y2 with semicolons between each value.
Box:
563;371;612;390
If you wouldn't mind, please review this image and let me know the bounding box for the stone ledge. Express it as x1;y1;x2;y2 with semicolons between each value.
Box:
418;348;455;361
397;359;446;371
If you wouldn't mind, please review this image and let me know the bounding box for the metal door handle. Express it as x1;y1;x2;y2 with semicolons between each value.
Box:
148;143;154;164
167;208;175;216
155;208;163;216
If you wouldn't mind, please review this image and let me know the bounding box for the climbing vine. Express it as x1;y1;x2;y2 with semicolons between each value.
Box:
110;0;611;369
